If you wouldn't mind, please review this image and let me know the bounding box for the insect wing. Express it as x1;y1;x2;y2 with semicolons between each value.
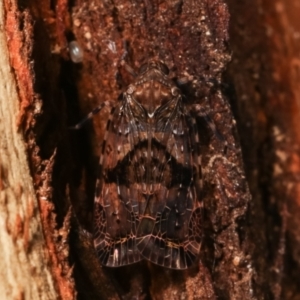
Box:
93;104;142;267
135;104;203;269
93;60;203;269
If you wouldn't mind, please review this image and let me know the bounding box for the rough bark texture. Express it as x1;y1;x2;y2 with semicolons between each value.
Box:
0;1;57;299
1;0;300;299
68;1;252;299
1;0;75;299
226;1;300;299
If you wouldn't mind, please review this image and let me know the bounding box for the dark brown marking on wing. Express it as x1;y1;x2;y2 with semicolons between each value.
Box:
94;103;142;267
135;113;202;269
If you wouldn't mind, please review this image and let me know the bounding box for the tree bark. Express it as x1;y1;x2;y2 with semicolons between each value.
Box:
0;1;57;299
1;0;300;299
226;1;300;298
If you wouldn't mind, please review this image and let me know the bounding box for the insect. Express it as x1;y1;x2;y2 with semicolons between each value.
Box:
92;60;203;269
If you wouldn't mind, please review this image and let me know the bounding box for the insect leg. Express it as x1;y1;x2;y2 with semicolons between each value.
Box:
118;40;137;77
69;100;114;130
120;60;137;78
191;103;225;143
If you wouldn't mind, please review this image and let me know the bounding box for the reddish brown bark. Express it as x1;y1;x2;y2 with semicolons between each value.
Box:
1;0;300;299
226;0;300;299
2;0;75;298
68;1;251;299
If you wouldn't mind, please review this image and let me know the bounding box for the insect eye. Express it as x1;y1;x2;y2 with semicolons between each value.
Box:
127;85;135;94
171;87;180;96
139;63;148;74
69;41;84;63
158;62;169;75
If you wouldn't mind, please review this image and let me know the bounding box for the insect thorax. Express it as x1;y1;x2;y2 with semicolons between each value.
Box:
124;62;181;121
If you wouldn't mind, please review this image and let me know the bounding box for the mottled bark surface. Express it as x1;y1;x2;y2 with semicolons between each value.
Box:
0;1;58;299
1;0;75;298
225;1;300;299
1;0;300;299
68;1;251;299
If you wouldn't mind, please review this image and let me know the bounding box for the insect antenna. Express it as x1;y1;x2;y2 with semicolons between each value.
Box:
69;100;113;130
